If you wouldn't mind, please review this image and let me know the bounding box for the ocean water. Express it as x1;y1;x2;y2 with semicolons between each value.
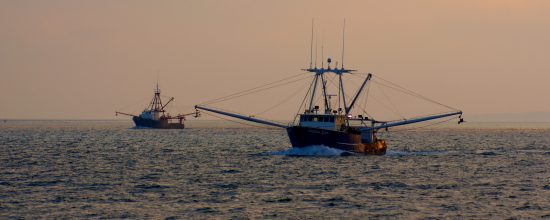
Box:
1;120;549;219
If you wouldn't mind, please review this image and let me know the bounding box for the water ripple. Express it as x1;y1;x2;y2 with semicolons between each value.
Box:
1;121;549;218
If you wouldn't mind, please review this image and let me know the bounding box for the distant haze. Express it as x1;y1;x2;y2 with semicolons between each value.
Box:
1;1;549;120
468;112;550;122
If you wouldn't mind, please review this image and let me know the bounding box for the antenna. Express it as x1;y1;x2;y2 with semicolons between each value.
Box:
309;19;314;69
321;31;324;68
156;73;160;93
314;29;318;68
341;19;346;69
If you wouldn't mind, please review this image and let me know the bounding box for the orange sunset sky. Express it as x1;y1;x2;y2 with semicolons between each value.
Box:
1;1;549;120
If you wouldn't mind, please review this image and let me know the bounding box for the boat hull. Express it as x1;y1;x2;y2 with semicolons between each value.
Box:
132;116;184;129
286;126;386;155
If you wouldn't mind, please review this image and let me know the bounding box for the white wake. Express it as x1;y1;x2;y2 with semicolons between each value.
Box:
270;145;353;156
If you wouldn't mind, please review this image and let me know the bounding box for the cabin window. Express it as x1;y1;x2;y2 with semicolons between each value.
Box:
302;115;337;123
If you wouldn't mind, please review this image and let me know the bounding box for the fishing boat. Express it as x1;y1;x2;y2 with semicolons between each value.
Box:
116;84;199;129
195;23;463;155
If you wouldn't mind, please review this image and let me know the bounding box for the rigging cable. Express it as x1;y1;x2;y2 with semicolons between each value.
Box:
361;76;374;119
325;74;354;110
292;77;315;125
352;72;460;122
200;72;310;105
254;79;310;117
202;74;312;106
368;73;460;111
375;82;406;120
116;96;154;114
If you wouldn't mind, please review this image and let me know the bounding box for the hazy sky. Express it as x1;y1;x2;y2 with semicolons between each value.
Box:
1;0;549;119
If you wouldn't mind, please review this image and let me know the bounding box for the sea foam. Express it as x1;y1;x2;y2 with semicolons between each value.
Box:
270;145;353;156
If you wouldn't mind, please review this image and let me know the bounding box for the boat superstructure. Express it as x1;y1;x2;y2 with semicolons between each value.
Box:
195;22;463;154
284;61;389;154
116;84;199;129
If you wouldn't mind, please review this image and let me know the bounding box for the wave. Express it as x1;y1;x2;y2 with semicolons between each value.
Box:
385;150;449;157
270;145;354;156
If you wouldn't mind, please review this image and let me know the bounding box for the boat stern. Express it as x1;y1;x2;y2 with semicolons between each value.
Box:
361;139;387;155
359;129;387;155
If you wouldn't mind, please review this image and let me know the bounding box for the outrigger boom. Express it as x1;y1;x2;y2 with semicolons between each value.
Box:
115;111;137;117
195;105;288;129
362;111;463;132
196;105;462;132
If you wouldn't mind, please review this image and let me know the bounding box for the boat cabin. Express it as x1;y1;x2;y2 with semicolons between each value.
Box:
298;113;346;130
140;110;163;120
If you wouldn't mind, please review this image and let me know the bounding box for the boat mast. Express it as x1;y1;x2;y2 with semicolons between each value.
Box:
300;20;353;116
303;58;354;115
338;74;347;115
309;19;314;69
149;83;164;112
339;19;347;116
308;75;319;112
321;74;330;113
341;19;346;70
